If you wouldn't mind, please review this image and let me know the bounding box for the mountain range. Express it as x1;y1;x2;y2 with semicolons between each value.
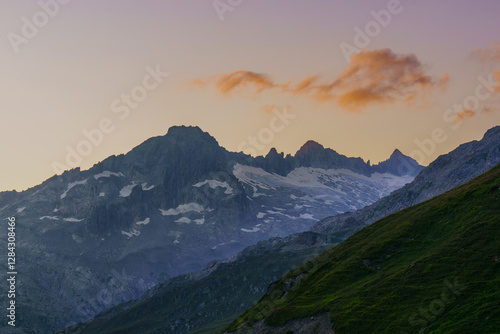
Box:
0;126;421;333
57;126;500;334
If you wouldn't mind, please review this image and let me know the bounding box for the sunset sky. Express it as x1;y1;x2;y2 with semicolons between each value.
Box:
1;0;500;191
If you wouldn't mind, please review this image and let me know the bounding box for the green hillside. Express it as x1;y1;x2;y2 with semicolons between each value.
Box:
226;164;500;333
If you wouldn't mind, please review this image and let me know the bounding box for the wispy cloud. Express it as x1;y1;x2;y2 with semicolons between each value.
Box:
455;109;476;122
259;104;290;114
470;42;500;94
216;71;276;95
464;42;500;123
495;70;500;93
191;49;448;112
483;106;497;113
470;41;500;63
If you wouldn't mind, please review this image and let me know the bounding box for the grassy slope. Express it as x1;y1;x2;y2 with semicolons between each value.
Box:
227;164;500;333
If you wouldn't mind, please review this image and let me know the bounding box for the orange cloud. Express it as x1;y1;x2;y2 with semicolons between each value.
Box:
259;104;290;114
438;73;450;93
483;106;496;113
192;49;447;112
189;78;208;89
456;109;476;122
495;69;500;93
312;49;445;111
215;71;275;95
470;41;500;62
470;43;500;94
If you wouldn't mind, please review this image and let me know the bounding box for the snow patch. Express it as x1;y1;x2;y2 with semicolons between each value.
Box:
16;207;26;213
122;229;140;238
159;203;204;216
194;217;205;225
119;183;137;197
99;192;105;197
174;216;205;225
94;171;124;180
241;227;261;233
141;183;155;191
257;212;266;219
63;217;84;222
136;218;150;225
40;216;59;221
233;164;275;192
299;213;316;220
61;179;87;199
267;210;297;220
212;240;237;250
193;180;233;194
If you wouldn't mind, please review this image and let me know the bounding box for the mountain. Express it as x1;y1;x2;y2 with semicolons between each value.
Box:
57;126;500;334
250;141;423;177
372;148;423;176
0;126;417;333
312;125;500;236
225;163;500;333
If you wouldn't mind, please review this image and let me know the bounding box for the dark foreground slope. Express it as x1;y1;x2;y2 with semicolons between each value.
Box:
226;163;500;334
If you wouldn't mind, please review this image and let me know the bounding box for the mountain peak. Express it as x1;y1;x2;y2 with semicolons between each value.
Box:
266;147;279;156
166;125;204;136
390;148;403;158
372;149;423;177
483;125;500;139
296;140;324;155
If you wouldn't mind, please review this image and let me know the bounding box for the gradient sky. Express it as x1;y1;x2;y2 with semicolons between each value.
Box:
1;0;500;191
